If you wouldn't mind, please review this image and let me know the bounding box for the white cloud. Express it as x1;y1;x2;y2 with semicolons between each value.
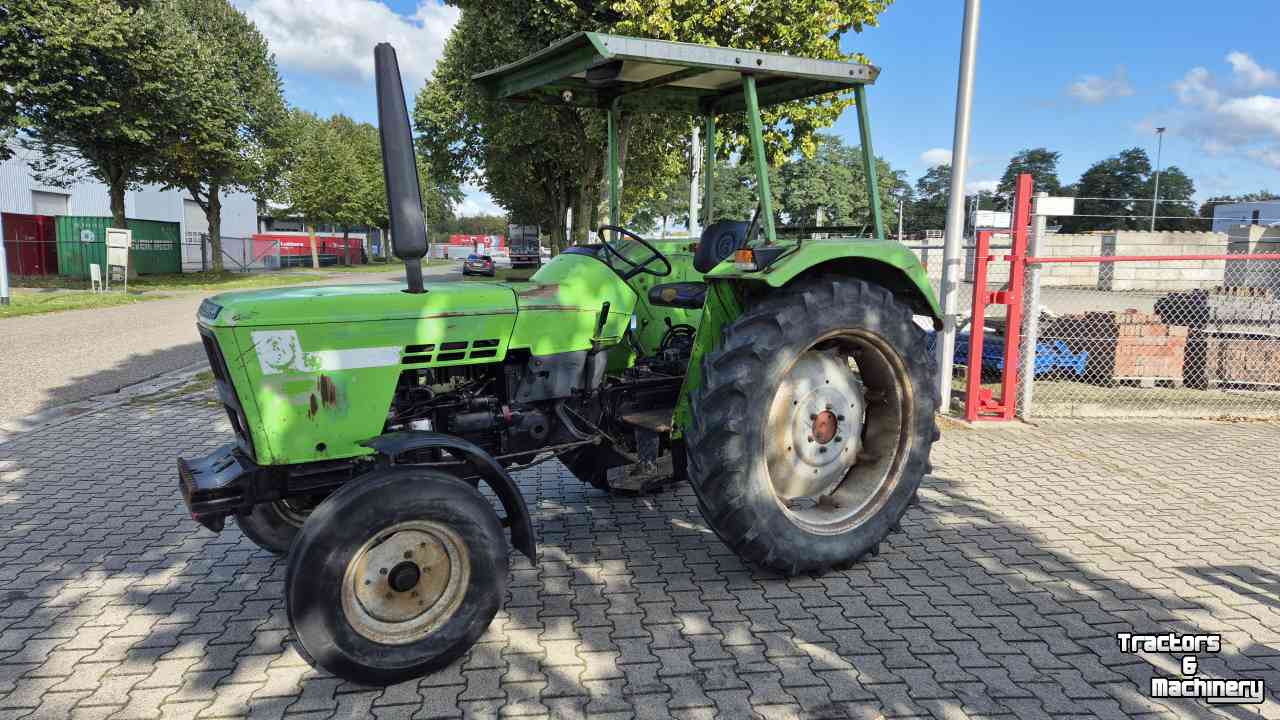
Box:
240;0;460;89
920;148;952;167
458;184;504;217
1067;67;1134;105
1226;51;1279;90
1174;67;1219;109
967;179;999;194
1167;56;1280;173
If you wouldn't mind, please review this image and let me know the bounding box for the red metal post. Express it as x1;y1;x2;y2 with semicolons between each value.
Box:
964;230;992;422
996;173;1032;420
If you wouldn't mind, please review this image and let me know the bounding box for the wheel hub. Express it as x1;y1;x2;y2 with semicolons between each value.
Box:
767;350;866;502
812;410;838;445
342;521;469;644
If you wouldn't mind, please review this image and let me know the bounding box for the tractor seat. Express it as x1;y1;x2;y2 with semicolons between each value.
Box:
648;221;750;309
647;282;707;309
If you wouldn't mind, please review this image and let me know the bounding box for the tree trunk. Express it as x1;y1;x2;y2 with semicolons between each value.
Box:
341;226;350;266
108;182;127;229
207;184;223;273
382;226;391;260
308;224;320;270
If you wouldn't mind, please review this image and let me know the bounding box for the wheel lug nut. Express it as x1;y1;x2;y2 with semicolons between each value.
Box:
403;551;412;559
809;414;817;420
835;436;842;442
818;447;827;453
837;415;845;421
807;435;814;442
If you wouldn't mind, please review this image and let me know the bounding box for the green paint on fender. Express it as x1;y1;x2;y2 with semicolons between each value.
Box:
706;238;942;319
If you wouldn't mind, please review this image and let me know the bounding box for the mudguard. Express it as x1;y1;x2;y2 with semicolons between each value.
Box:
706;238;943;320
361;431;536;561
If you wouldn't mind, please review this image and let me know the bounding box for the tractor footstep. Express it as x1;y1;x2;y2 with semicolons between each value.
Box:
605;456;676;496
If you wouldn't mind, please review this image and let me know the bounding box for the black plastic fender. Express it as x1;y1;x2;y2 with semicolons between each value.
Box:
361;431;536;561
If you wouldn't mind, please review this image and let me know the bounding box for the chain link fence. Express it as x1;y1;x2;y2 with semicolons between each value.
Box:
1014;234;1280;419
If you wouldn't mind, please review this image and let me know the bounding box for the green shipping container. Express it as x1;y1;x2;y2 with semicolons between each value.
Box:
55;217;182;279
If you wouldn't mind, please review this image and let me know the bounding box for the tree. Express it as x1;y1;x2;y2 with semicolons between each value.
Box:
1060;148;1197;232
276;112;361;268
908;164;951;233
150;0;286;272
2;0;194;229
1061;148;1152;232
1146;166;1197;230
996;148;1062;209
778;134;905;234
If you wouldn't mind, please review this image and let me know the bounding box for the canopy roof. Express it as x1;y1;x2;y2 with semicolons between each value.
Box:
472;32;879;115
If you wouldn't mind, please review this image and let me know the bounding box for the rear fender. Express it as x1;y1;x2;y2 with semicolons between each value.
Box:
361;431;536;561
706;240;942;322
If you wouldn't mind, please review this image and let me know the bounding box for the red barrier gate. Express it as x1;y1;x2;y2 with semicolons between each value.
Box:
964;174;1031;422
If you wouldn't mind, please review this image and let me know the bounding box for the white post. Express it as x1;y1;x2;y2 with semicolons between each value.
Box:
935;0;982;412
1019;191;1048;418
688;123;702;238
0;213;9;306
897;201;904;242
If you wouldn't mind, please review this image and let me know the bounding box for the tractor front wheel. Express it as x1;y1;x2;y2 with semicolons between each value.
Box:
285;469;508;685
686;276;939;575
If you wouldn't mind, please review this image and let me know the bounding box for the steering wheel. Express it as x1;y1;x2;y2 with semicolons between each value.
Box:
595;225;672;279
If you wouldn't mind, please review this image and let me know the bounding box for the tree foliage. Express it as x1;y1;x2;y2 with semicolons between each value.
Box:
1060;148;1196;232
996;148;1062;209
2;0;196;227
148;0;286;271
417;0;895;252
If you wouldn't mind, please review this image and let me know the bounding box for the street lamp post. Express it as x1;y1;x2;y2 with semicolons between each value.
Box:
1150;127;1166;231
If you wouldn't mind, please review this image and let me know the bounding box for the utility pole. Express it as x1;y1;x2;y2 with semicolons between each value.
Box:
897;201;904;242
936;0;982;412
1150;127;1166;231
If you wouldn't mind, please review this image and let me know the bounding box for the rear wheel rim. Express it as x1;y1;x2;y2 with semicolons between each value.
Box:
764;330;912;534
341;520;470;645
273;498;316;527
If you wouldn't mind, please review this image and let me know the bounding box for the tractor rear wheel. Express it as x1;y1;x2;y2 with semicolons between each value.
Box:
236;497;317;555
285;469;507;685
685;276;939;575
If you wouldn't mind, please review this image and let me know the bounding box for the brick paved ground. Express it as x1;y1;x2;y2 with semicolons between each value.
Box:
0;389;1277;719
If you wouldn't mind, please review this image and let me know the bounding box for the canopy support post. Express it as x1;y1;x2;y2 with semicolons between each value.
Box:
608;105;622;227
741;75;776;244
702;114;716;228
853;85;885;241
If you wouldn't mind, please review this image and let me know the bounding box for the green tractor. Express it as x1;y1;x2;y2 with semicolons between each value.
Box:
179;35;941;685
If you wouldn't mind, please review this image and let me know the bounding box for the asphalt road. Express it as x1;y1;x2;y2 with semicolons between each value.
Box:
0;264;461;426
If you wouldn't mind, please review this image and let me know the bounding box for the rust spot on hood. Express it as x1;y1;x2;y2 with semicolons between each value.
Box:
515;283;561;299
318;375;337;406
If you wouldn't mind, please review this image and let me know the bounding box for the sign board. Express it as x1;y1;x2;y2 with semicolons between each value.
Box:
105;228;132;292
1034;196;1076;216
80;229;96;243
972;210;1011;229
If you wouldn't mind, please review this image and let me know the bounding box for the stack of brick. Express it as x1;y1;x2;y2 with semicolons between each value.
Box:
1046;310;1189;386
1156;287;1280;388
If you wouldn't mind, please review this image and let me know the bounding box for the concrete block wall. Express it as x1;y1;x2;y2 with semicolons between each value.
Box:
1225;225;1280;291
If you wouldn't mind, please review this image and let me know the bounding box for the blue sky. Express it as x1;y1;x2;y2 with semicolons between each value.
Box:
239;0;1280;214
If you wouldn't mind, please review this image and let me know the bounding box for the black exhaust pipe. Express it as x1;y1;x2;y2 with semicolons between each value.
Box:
374;43;428;294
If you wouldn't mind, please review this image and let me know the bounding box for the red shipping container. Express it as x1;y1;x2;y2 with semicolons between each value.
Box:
2;213;58;276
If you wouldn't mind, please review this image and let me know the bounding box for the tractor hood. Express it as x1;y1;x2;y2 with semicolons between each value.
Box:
198;282;518;328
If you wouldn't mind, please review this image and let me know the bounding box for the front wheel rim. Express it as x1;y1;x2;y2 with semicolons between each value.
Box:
764;330;912;534
340;520;470;645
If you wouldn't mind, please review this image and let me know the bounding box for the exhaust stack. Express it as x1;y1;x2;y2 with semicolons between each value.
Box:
374;43;428;293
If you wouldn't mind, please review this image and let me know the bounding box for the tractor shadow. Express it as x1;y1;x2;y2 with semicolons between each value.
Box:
0;380;1277;717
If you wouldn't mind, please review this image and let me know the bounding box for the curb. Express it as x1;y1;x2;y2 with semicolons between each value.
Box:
0;361;209;446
